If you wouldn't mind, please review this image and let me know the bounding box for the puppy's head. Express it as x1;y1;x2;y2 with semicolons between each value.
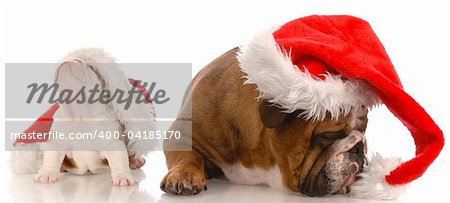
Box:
54;48;127;119
259;100;368;196
55;48;116;91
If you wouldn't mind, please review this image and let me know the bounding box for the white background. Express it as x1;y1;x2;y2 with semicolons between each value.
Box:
0;0;449;202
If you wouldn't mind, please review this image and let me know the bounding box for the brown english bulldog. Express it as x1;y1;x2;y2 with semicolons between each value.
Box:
160;48;369;196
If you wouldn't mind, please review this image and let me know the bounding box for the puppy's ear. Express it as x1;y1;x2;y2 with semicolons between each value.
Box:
55;60;88;83
258;100;287;128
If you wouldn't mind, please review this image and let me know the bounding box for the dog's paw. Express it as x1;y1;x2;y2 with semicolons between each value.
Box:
34;170;60;184
112;172;137;187
129;156;146;170
160;165;206;195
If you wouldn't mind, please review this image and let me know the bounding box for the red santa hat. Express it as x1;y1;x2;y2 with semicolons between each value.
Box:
237;15;444;199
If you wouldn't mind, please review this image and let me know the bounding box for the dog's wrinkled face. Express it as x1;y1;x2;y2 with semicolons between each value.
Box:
259;101;368;196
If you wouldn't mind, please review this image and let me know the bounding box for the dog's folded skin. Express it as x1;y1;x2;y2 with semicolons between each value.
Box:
160;48;369;196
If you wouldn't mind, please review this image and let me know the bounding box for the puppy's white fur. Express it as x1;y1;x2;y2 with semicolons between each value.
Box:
33;48;155;186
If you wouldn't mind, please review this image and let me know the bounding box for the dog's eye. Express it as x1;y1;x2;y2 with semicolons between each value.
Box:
320;131;346;140
313;130;347;149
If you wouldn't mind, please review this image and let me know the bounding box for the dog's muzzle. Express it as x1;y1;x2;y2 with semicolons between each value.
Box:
301;131;366;196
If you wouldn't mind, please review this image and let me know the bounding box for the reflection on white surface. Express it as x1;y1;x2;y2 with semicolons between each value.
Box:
10;171;152;203
5;151;449;203
8;152;406;203
10;173;400;203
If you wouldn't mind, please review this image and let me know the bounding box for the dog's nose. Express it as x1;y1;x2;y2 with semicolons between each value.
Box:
349;141;364;156
348;141;365;174
349;162;359;176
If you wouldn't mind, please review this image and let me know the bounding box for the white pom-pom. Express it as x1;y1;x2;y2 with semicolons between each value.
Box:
350;153;406;200
9;143;43;175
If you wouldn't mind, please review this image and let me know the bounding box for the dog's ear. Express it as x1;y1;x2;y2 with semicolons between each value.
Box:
55;60;89;84
258;100;287;128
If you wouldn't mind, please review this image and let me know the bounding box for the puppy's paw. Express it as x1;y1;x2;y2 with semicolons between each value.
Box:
34;170;60;184
129;156;146;170
112;172;137;187
160;165;206;195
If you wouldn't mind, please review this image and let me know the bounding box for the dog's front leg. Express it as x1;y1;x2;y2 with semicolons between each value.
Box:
34;151;66;183
102;147;137;187
160;149;207;195
128;151;147;170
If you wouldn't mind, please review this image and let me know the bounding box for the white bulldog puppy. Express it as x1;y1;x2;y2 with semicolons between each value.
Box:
31;48;155;186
